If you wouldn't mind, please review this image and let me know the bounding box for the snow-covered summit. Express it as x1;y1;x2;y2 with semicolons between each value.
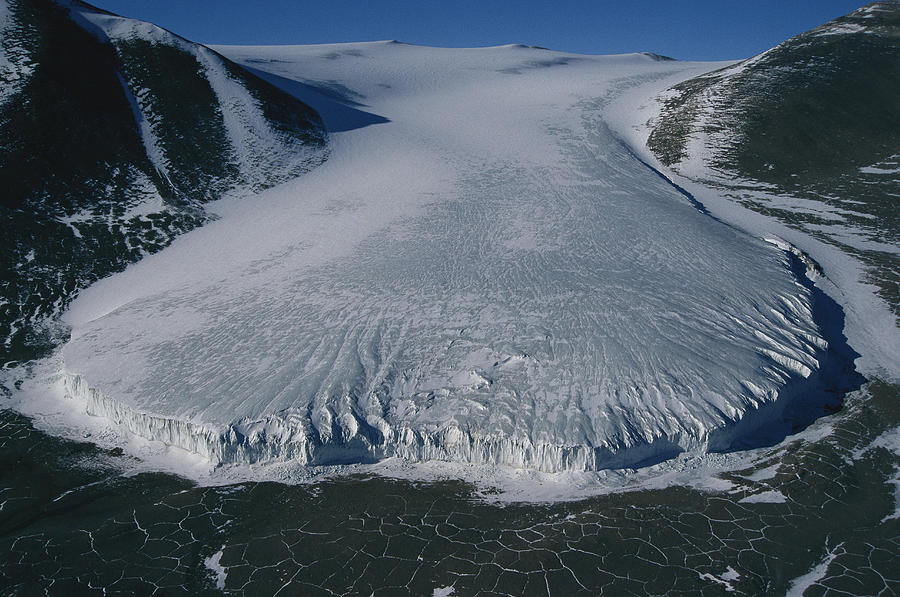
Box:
61;41;835;472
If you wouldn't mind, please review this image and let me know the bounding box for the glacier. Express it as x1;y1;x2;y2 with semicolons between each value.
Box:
60;41;834;473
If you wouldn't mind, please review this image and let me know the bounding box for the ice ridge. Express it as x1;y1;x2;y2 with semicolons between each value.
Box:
64;352;822;473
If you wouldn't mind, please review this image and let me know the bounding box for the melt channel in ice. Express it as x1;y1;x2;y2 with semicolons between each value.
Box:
60;41;829;473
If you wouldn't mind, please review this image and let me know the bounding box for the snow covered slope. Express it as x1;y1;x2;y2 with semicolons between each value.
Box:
0;0;325;365
56;41;844;473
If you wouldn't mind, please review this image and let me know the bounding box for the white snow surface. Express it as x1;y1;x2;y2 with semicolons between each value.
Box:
785;545;841;597
60;42;830;473
204;549;227;590
699;566;740;592
738;490;787;504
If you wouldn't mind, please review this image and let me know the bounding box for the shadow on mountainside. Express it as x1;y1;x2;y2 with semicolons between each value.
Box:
241;66;390;133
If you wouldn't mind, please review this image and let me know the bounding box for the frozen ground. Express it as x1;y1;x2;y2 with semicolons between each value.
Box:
54;42;836;473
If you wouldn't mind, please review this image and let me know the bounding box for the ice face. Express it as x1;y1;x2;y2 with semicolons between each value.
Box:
62;43;827;472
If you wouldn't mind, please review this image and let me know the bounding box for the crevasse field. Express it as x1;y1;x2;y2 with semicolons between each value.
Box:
54;37;836;475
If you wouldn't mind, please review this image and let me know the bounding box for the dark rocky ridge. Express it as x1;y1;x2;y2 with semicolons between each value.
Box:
0;0;326;368
648;1;900;317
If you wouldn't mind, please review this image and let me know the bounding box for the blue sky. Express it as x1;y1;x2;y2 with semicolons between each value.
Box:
89;0;866;61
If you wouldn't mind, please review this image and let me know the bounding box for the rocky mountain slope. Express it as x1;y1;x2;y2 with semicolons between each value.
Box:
648;1;900;318
0;0;326;367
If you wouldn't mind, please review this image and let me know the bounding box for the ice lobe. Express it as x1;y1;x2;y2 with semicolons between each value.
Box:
61;43;829;473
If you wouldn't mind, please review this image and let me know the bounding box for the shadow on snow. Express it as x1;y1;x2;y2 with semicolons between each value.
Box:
241;65;390;133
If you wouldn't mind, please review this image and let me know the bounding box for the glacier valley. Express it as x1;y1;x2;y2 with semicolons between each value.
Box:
5;4;900;594
50;39;850;474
